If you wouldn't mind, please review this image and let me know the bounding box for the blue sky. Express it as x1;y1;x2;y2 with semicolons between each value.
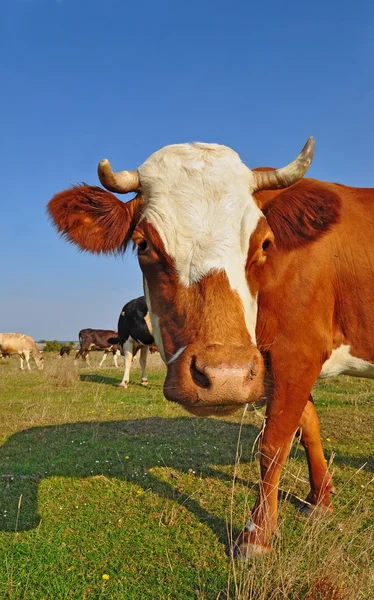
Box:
2;0;374;340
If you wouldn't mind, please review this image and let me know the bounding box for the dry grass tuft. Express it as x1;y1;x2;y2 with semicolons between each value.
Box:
226;407;374;600
43;356;80;388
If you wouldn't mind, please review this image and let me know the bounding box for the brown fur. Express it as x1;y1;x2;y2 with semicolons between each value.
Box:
48;174;374;555
47;185;143;254
233;180;374;554
262;179;341;250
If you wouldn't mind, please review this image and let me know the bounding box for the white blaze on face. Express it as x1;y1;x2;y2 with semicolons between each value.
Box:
138;143;262;342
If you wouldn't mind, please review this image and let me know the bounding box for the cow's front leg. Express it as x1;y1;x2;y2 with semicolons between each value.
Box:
139;346;149;385
98;351;108;368
118;341;133;388
299;396;334;513
82;350;91;366
234;381;314;557
113;349;120;369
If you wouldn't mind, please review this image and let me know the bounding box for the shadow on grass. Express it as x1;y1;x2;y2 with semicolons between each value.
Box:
289;444;373;473
80;373;122;387
2;416;370;546
79;373;164;389
0;417;260;545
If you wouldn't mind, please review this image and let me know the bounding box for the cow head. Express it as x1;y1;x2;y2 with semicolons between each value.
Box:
48;139;314;416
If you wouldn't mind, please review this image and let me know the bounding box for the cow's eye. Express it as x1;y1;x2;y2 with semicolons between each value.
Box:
137;239;148;253
262;239;272;251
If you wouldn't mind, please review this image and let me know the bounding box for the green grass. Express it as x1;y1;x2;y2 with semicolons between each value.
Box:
0;354;373;599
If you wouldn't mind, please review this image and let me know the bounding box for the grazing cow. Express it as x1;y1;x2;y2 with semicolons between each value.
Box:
110;296;156;388
59;345;71;358
48;138;374;557
75;329;121;368
0;333;44;370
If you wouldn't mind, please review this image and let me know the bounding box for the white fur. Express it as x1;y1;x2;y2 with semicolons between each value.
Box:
245;518;256;532
119;339;134;388
143;279;167;363
320;344;374;378
119;337;150;388
138;143;262;343
113;349;120;369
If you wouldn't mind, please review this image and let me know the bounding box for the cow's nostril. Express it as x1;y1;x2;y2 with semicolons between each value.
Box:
190;357;210;389
248;366;257;381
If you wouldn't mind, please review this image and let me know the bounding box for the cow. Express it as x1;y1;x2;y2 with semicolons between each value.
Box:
75;329;121;368
110;296;156;388
0;333;44;371
48;137;374;557
59;345;72;358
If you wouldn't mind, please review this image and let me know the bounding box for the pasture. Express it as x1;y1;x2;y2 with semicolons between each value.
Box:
0;353;373;599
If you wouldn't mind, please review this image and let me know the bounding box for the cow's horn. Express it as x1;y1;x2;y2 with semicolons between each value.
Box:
98;159;140;193
252;137;315;191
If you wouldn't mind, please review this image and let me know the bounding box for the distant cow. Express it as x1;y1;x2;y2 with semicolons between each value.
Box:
59;346;71;358
111;297;156;388
75;329;121;368
0;333;44;371
0;350;10;359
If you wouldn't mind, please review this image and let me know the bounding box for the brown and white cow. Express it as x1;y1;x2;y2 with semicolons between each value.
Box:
48;138;374;556
0;333;44;371
75;329;121;368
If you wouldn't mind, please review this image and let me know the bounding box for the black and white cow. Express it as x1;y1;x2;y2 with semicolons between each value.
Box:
75;329;121;368
110;296;157;388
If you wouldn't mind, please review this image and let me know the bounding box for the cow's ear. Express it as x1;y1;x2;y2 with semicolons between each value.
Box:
260;179;341;251
47;184;143;253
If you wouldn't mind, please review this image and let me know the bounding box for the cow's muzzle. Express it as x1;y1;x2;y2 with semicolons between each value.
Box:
163;344;265;416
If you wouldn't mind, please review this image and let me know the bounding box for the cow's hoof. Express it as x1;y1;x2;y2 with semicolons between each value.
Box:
229;540;271;559
118;382;128;389
299;502;333;518
229;526;272;559
141;379;148;386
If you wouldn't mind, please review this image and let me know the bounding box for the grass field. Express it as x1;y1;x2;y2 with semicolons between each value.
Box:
0;353;373;599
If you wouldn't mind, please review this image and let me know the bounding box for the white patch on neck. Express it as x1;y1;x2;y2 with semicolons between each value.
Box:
320;344;374;379
138;143;261;343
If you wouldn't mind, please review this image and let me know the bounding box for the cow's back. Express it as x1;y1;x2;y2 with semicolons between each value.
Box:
0;333;38;354
118;297;154;346
78;328;118;349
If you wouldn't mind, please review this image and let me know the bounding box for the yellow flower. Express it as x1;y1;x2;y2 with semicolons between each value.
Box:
125;456;130;459
102;574;110;581
326;438;331;442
